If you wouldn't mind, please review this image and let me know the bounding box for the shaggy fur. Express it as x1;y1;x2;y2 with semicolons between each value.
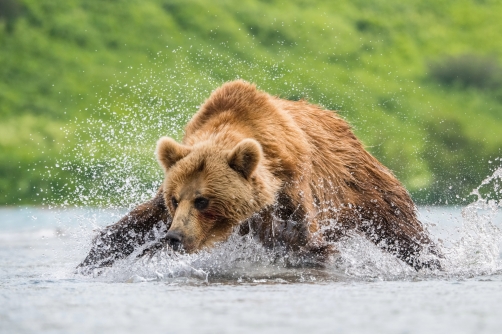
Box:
78;80;440;273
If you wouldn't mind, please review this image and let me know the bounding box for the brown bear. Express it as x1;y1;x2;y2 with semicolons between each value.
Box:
77;80;441;274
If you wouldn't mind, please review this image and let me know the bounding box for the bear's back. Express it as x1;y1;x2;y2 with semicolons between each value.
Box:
183;81;421;234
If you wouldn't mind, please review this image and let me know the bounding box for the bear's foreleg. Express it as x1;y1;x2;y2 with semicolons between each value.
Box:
76;190;171;275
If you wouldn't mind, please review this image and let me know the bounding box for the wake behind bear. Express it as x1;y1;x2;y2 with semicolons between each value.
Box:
77;80;442;274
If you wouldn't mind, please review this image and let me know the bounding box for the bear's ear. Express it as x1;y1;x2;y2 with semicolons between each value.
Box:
156;137;191;171
228;139;262;179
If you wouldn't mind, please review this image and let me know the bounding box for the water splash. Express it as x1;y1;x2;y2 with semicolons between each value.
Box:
441;166;502;276
77;229;333;284
48;48;502;283
71;166;502;284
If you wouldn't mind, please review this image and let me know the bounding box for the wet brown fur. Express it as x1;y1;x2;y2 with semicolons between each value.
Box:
78;80;440;273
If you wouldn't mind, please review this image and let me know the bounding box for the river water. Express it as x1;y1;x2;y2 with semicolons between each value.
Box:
1;202;502;334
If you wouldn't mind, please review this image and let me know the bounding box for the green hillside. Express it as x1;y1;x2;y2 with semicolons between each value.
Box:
1;0;501;206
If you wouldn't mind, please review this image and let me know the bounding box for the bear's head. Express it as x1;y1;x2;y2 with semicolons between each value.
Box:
156;137;276;253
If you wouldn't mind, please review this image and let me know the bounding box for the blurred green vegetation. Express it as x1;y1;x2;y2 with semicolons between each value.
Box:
1;0;501;206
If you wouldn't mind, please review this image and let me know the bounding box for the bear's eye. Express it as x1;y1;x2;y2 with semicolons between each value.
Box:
171;197;179;210
194;197;209;211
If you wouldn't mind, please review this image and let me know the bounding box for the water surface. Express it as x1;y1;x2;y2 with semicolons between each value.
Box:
1;205;502;333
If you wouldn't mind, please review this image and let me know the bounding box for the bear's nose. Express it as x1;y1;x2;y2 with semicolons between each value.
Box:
166;231;183;251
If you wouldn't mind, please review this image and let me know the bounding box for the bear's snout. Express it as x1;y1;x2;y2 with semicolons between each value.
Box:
166;230;184;251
